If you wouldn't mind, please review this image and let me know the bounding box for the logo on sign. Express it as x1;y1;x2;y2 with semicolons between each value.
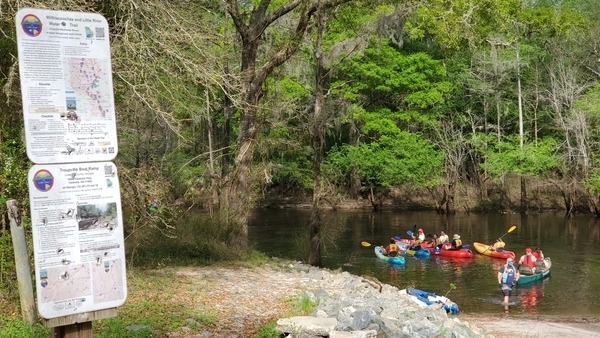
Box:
21;14;43;37
32;169;54;192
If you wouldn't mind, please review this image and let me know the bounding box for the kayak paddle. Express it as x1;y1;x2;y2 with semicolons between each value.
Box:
483;225;517;252
500;225;517;239
361;241;372;247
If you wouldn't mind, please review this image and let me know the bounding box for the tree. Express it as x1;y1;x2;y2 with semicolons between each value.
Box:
223;0;354;251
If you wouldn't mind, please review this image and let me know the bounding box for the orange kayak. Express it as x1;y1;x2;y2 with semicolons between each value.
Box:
473;242;515;259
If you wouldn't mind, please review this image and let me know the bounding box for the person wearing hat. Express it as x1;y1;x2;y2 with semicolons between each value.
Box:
497;257;520;304
415;228;426;244
450;234;463;250
518;247;538;274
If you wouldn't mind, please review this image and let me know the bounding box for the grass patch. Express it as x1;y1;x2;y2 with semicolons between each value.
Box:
0;317;49;338
93;267;219;337
253;292;320;337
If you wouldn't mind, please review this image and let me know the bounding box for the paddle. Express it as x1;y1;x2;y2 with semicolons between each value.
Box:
500;225;517;239
361;241;372;247
484;225;517;252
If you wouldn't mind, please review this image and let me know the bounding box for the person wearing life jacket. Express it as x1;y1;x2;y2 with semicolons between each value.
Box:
450;234;463;250
491;237;505;252
518;247;537;274
428;233;442;248
497;257;520;304
383;238;399;257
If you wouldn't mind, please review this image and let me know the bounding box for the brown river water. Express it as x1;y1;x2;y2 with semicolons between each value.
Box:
246;209;600;317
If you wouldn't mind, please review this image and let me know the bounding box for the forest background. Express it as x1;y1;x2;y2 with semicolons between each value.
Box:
1;0;600;313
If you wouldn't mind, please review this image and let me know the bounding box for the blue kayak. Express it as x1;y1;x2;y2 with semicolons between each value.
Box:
406;287;459;314
407;246;431;259
374;246;406;265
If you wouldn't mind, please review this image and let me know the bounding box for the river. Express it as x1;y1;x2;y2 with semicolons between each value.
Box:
247;209;600;316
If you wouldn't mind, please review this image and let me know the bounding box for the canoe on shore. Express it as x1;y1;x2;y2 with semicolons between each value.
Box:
472;242;516;260
374;246;406;265
517;257;552;285
406;287;459;314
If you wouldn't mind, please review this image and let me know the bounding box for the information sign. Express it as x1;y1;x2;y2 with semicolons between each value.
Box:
16;8;118;164
28;162;127;319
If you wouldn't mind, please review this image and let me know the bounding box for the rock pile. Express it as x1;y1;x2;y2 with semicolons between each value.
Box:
275;262;491;338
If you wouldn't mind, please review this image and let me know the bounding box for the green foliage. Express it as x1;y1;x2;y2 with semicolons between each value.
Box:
0;129;30;212
480;136;559;178
334;41;450;117
583;167;600;194
444;283;457;298
410;0;522;53
252;321;279;338
325;131;442;189
0;234;17;305
0;317;50;338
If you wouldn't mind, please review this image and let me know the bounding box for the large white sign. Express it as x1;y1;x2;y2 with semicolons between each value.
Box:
28;162;127;319
16;8;118;164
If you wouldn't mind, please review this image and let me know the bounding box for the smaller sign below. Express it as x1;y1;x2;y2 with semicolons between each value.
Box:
28;162;127;319
15;8;117;164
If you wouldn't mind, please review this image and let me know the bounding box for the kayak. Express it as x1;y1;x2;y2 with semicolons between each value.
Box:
374;246;406;265
392;237;411;251
421;243;474;258
393;237;430;258
406;246;431;259
517;257;552;285
472;242;516;260
406;287;459;314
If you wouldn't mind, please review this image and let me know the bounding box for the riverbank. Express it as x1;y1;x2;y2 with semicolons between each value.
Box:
138;260;600;337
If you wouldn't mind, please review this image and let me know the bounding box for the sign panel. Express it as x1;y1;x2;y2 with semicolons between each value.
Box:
16;8;118;164
28;162;127;319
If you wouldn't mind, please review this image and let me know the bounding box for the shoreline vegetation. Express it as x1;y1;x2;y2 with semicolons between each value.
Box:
256;175;594;215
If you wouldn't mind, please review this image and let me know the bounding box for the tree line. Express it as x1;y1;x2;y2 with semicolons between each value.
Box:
1;0;600;266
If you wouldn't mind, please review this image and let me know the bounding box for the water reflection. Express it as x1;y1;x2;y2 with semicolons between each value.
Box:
518;280;547;314
233;209;600;316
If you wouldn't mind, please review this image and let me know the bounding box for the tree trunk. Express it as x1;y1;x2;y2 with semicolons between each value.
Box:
308;1;326;267
520;175;527;214
446;181;456;214
348;116;361;199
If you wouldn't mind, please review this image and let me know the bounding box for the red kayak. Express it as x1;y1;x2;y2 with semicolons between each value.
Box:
420;243;474;258
472;242;515;260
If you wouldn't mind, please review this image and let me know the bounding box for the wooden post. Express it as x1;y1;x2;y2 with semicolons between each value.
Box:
43;308;117;338
6;199;38;325
52;322;92;338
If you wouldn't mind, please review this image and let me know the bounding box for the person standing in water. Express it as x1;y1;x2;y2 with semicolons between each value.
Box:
497;257;519;304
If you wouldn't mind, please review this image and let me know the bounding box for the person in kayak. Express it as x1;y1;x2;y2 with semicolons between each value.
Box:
497;257;519;304
427;233;442;248
533;247;544;259
415;228;426;244
439;230;449;244
491;237;505;252
518;247;538;274
383;238;399;257
450;234;463;250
